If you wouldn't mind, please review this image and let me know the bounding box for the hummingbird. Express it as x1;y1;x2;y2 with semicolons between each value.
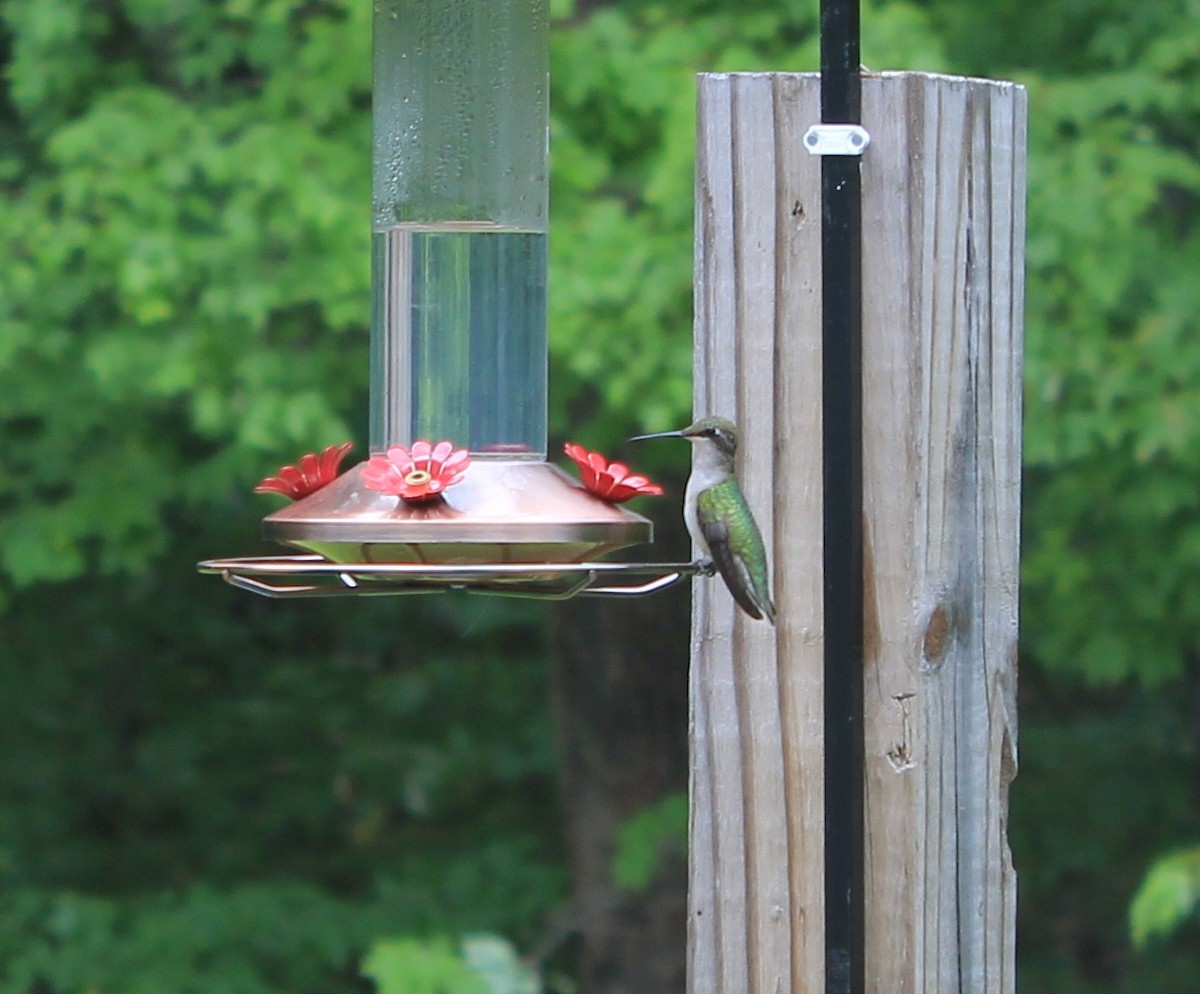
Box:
631;417;776;624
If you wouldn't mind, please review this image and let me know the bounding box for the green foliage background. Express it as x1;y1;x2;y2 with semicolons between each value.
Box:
2;0;1199;990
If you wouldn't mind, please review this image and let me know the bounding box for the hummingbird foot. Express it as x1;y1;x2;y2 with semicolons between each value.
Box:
694;557;717;576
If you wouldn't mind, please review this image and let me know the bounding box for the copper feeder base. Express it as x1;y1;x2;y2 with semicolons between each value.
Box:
262;459;652;565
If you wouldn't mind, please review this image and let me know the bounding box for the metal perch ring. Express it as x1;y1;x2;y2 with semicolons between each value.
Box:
197;555;712;600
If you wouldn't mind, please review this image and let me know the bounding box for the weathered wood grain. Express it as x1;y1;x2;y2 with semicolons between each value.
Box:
690;71;1025;994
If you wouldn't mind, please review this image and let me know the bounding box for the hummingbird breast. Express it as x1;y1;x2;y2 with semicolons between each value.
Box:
684;441;731;558
684;478;709;558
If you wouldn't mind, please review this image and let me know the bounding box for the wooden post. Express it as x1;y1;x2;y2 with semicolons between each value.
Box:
690;72;1025;994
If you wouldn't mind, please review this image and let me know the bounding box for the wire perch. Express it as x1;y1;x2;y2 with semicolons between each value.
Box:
197;555;712;600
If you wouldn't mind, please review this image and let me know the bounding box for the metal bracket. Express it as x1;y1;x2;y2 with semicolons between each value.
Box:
803;124;870;156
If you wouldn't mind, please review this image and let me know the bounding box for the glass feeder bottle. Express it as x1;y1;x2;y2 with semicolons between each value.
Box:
371;0;549;459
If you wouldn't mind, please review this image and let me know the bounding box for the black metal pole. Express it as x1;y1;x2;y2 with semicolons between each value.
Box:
819;1;865;993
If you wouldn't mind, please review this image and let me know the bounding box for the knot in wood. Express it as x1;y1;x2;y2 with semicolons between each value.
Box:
923;603;952;664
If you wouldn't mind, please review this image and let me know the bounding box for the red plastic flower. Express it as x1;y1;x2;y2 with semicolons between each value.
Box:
254;442;353;500
362;439;470;503
563;442;664;503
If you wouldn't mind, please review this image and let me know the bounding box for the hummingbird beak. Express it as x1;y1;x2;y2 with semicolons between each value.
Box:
628;429;685;443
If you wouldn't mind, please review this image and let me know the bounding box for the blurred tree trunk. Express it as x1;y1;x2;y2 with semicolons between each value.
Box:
549;504;691;994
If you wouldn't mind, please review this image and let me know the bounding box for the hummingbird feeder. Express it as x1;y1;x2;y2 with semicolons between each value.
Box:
200;0;698;599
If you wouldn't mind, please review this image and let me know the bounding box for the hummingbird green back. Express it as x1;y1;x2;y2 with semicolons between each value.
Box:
696;477;776;623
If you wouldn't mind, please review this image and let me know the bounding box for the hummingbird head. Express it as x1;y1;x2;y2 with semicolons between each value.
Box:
678;417;738;457
630;416;739;469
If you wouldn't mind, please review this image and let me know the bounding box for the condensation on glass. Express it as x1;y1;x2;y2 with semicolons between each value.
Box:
371;0;548;457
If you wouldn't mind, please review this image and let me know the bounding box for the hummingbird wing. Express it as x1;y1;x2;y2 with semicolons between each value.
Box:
696;485;774;623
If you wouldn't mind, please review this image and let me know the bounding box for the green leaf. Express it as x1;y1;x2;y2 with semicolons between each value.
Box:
612;792;687;892
362;937;488;994
1130;848;1200;949
461;934;540;994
